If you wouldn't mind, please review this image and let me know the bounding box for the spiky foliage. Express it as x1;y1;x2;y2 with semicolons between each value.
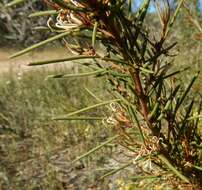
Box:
8;0;202;188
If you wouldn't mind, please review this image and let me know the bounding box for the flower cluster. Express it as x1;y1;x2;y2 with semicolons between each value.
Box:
46;0;88;31
133;136;161;172
55;10;83;31
102;102;133;128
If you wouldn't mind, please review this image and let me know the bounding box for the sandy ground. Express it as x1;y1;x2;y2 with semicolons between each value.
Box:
0;47;74;74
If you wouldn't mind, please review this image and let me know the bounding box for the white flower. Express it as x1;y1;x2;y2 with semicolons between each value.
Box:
142;159;153;172
55;12;82;31
132;154;141;165
47;0;86;32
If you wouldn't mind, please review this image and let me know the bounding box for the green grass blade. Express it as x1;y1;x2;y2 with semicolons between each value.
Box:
9;32;70;58
29;10;58;18
53;99;121;119
72;135;119;164
158;154;190;183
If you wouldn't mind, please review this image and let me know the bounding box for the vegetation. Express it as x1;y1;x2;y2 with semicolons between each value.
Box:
1;0;202;189
0;68;116;189
0;0;50;46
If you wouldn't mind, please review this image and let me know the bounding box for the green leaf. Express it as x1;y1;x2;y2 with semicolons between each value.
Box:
9;32;70;58
130;175;161;180
84;87;102;102
52;0;87;12
29;10;58;18
158;154;190;183
92;21;98;48
179;99;194;135
128;0;132;13
5;0;26;7
148;101;159;119
99;162;133;180
29;55;100;66
52;99;121;120
53;116;104;121
187;114;202;121
163;67;189;79
192;165;202;171
28;56;127;66
165;0;185;37
72;135;119;164
46;69;106;79
33;26;49;31
139;66;154;74
174;72;199;114
136;0;150;21
130;106;146;145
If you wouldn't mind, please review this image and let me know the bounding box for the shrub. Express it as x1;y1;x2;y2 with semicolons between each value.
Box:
7;0;202;189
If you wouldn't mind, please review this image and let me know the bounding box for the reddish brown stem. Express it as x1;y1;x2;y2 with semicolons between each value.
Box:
129;68;150;125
